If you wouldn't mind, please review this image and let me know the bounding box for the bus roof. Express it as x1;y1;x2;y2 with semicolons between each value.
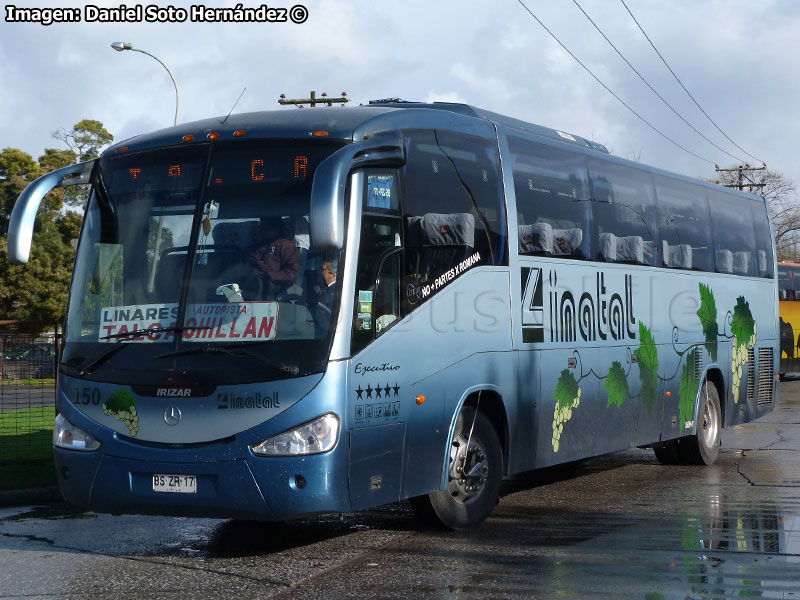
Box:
103;100;765;204
105;101;607;156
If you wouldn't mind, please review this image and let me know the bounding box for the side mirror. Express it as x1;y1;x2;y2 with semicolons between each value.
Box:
310;131;405;250
8;160;95;264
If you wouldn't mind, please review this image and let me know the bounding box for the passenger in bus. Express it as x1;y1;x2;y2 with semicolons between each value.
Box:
313;257;338;336
245;217;300;300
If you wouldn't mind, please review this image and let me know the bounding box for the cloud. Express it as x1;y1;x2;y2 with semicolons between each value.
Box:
422;90;470;105
1;0;798;187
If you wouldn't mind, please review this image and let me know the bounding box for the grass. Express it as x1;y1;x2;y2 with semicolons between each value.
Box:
0;461;56;490
0;406;56;489
0;378;56;386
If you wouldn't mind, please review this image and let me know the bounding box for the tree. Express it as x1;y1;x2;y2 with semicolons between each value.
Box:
712;165;800;261
0;148;78;326
0;148;41;236
0;119;114;328
38;148;77;172
52;119;113;209
52;119;113;162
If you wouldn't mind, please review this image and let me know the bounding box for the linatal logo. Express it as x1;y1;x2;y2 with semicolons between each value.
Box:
217;391;280;409
521;267;544;343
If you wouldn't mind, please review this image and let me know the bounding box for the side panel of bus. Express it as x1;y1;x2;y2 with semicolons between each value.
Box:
500;126;777;470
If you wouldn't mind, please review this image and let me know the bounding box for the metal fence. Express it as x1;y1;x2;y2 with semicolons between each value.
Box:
0;323;58;486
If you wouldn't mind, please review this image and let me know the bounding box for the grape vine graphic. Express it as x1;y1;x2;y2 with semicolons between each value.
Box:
552;369;581;452
697;283;718;362
552;321;658;453
604;361;629;408
634;322;659;416
549;281;757;453
102;389;139;437
730;297;756;403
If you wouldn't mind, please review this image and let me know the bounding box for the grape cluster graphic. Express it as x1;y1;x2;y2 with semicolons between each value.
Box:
102;389;139;437
552;370;581;453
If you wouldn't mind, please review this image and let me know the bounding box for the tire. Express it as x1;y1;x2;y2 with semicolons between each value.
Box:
652;440;681;465
682;381;722;465
409;408;502;530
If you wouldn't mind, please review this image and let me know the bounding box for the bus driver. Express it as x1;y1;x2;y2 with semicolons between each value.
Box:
245;217;300;299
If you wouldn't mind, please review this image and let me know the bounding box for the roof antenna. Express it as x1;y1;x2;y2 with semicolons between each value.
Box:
221;87;246;125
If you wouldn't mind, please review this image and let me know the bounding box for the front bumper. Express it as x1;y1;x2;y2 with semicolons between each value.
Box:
55;438;351;520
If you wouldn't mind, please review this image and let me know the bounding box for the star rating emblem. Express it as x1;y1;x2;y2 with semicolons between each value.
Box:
366;384;373;398
355;385;364;400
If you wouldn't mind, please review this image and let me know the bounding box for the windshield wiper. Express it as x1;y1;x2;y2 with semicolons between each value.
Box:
100;325;212;341
66;326;215;377
68;344;129;376
152;345;300;377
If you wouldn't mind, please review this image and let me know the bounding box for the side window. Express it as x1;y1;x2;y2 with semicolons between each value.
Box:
508;136;591;260
792;267;800;299
707;190;758;276
778;267;796;300
351;200;403;355
751;201;774;278
400;130;506;314
590;161;659;266
654;176;713;272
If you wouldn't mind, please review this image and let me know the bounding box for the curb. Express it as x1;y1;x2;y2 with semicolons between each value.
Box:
0;486;61;508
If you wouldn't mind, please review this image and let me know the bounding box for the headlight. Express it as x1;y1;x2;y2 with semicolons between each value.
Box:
53;413;101;451
251;413;339;456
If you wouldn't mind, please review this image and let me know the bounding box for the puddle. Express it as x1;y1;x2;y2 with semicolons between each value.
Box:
0;503;96;522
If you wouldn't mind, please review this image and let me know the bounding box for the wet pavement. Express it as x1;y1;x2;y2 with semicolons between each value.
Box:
2;383;800;598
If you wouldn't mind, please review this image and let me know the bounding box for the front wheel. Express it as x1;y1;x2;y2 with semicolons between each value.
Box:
410;408;502;530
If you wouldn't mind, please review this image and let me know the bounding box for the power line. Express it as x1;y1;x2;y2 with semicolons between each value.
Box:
619;0;764;165
515;0;715;165
570;0;747;164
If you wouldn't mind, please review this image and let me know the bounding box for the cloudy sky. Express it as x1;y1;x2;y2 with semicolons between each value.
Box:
1;0;798;190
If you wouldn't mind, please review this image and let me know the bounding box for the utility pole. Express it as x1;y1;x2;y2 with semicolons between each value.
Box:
278;91;349;108
714;164;767;193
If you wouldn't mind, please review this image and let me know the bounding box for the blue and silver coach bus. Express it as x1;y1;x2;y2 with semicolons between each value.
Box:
8;102;778;529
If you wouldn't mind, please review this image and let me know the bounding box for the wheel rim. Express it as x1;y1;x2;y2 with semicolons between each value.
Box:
447;431;489;504
702;389;719;448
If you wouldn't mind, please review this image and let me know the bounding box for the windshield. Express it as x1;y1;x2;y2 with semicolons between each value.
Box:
63;139;344;385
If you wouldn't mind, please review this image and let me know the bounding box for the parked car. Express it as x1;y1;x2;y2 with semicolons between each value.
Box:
1;342;56;379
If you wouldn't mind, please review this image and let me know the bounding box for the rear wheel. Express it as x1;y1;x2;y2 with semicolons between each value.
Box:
410;408;501;530
652;440;681;465
682;381;722;465
653;381;722;466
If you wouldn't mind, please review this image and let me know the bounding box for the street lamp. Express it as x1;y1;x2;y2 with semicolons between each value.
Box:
111;41;179;292
111;41;179;126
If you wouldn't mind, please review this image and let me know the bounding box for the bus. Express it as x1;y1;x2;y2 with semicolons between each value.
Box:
778;261;800;375
7;101;778;529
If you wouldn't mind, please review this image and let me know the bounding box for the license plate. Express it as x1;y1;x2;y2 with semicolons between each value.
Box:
152;474;197;494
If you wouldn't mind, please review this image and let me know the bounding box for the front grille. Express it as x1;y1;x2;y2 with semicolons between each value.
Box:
747;347;756;403
757;347;775;406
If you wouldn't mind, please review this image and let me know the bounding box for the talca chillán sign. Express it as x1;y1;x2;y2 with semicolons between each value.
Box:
100;302;279;343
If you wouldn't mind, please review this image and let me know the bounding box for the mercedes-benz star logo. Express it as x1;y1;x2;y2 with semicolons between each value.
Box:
164;406;181;426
